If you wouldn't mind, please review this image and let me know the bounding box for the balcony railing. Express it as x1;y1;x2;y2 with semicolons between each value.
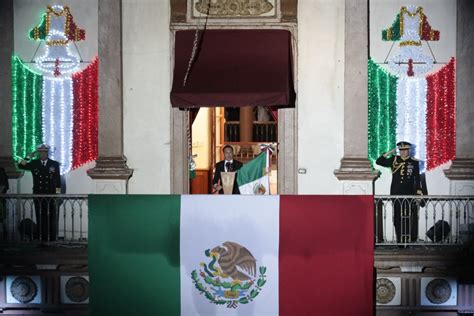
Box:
0;194;88;246
375;195;473;246
1;194;472;247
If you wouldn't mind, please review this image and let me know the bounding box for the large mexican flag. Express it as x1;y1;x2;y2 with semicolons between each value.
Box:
89;195;373;316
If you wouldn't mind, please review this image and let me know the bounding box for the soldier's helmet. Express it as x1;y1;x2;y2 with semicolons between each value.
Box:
36;144;51;152
396;141;412;150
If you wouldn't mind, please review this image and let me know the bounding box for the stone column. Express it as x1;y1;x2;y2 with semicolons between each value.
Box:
444;0;474;195
0;0;22;183
87;0;133;193
171;109;189;194
333;0;379;194
278;108;297;193
239;107;254;142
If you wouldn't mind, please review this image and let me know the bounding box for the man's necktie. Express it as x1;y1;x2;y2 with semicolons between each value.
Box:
225;162;231;172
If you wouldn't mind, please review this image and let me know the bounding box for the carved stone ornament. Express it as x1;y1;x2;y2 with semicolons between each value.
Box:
65;276;89;303
426;278;451;304
195;0;274;16
376;278;396;304
10;276;38;304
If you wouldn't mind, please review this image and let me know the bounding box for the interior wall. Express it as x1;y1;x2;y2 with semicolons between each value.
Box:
370;0;456;195
297;0;345;194
122;0;171;193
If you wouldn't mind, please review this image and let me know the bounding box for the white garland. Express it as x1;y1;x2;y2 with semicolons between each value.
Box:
42;77;74;174
396;77;427;172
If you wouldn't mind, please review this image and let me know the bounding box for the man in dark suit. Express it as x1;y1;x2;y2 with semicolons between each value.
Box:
376;141;425;243
212;145;243;194
18;144;61;241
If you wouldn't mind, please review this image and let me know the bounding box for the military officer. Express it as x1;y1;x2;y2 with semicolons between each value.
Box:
376;141;423;243
18;144;61;241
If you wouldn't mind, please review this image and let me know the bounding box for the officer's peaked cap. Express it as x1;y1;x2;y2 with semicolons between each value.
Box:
36;144;51;152
396;141;412;150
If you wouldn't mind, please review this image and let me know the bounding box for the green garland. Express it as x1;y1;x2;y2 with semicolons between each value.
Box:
382;13;401;41
11;56;44;161
368;58;398;166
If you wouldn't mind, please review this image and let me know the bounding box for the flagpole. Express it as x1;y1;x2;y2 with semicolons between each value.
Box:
266;148;271;195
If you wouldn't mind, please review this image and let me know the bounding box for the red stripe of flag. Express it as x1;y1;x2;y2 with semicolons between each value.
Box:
279;195;374;316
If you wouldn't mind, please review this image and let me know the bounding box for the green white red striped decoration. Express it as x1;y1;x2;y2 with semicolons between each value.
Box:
369;5;456;172
11;56;98;174
11;4;98;174
368;58;455;172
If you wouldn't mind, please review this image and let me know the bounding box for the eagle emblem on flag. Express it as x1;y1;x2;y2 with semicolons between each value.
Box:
191;241;267;308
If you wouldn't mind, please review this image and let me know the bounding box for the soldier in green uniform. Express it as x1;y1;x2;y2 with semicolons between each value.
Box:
18;144;61;241
376;141;423;243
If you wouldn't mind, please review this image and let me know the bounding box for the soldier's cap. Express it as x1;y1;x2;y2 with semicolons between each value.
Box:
36;144;51;152
397;141;412;150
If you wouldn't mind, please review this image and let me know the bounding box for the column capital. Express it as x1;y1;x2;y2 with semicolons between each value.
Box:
87;156;133;180
444;158;474;180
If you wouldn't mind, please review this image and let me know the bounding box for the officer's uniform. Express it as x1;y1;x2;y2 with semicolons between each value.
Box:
376;142;422;243
18;145;60;241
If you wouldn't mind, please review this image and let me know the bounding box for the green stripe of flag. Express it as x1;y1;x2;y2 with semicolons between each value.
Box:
237;151;267;187
89;195;181;316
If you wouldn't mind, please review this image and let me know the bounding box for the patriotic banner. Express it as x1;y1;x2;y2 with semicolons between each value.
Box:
368;58;456;172
11;56;98;174
370;5;456;172
89;195;374;316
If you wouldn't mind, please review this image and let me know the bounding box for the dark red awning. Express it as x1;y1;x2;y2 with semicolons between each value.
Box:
170;29;295;108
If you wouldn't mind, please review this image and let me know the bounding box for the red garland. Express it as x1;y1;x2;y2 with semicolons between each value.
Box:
421;14;440;41
426;57;456;170
72;57;99;170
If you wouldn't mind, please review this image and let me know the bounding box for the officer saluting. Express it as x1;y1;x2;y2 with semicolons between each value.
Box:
18;144;61;241
376;141;423;243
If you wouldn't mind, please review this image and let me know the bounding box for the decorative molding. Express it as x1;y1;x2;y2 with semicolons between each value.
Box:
421;277;457;306
95;180;126;194
60;275;89;304
6;275;42;304
376;277;401;306
400;266;424;273
444;158;474;180
171;0;187;23
194;0;275;17
170;0;296;23
35;264;58;270
342;182;372;195
334;157;380;181
451;181;474;196
87;156;133;180
280;0;297;22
